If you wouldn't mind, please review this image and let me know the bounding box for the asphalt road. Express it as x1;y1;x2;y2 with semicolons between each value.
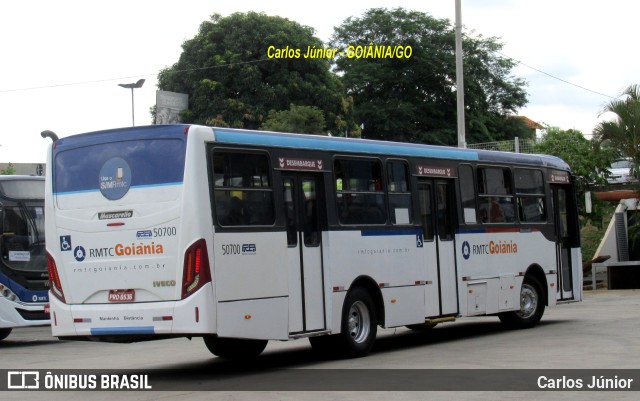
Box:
1;290;640;400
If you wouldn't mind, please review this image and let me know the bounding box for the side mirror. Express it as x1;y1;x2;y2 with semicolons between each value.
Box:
41;130;59;142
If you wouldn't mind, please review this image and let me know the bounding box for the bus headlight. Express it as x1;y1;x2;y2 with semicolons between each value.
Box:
0;284;19;302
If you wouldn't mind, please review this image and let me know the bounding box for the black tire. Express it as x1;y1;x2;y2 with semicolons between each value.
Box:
0;328;11;341
336;287;377;358
405;322;438;331
203;336;268;359
499;276;545;329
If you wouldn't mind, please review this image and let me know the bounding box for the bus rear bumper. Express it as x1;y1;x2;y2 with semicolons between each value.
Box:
50;283;216;339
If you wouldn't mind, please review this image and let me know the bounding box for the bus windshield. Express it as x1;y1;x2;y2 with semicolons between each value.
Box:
0;178;46;272
0;176;49;339
1;204;46;271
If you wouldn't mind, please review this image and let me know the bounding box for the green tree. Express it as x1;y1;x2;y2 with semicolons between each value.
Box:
329;8;528;145
593;84;640;181
261;104;326;134
536;127;614;188
536;127;616;224
157;12;350;133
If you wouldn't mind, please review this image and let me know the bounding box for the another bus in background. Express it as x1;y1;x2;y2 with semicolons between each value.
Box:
0;175;49;341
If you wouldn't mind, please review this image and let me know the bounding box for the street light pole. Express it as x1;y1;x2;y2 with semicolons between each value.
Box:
455;0;466;148
118;79;145;126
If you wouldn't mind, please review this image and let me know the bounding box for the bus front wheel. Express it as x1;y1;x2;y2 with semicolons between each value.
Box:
203;336;268;359
336;287;377;358
499;276;545;329
0;328;11;341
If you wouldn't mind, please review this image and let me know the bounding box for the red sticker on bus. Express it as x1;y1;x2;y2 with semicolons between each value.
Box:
108;289;135;303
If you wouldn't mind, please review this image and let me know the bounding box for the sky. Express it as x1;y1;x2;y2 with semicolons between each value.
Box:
0;0;636;163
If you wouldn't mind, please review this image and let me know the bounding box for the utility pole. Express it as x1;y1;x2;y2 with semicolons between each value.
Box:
455;0;466;148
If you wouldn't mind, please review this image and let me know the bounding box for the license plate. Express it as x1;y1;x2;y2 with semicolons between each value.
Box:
108;289;135;302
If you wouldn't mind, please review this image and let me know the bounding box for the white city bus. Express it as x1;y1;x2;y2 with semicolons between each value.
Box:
45;125;581;358
0;175;49;341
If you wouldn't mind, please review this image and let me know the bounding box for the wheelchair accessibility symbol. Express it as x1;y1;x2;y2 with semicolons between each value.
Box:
60;235;72;252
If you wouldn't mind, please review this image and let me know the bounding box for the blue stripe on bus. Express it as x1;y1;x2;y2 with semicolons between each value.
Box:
361;228;423;237
457;227;531;234
90;326;155;335
457;227;488;234
214;129;480;161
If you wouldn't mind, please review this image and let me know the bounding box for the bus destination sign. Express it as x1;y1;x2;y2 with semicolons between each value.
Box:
416;165;456;178
278;157;324;171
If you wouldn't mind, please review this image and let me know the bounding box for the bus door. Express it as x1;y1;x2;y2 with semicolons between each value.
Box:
418;179;459;316
551;184;576;300
282;173;326;333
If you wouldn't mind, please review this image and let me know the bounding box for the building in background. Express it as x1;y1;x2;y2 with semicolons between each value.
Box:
0;163;45;176
156;90;188;124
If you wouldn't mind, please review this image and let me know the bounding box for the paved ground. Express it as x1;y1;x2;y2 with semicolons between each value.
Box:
1;290;639;400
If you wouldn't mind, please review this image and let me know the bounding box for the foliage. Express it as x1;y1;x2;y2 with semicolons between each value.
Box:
536;127;614;187
594;84;640;259
1;162;15;175
261;104;326;134
593;84;640;182
536;127;616;226
329;7;528;145
157;12;351;133
580;202;615;263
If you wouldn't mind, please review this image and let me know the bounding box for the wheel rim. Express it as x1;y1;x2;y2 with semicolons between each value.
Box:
517;283;538;319
348;300;370;343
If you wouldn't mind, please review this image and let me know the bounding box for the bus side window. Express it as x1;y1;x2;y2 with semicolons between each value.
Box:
282;178;297;246
515;169;546;223
334;158;386;225
387;160;412;225
212;151;275;227
459;164;477;224
226;196;245;225
477;167;515;224
418;183;434;241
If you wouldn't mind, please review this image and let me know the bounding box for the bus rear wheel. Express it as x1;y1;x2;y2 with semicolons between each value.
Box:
499;276;545;329
203;336;268;359
0;328;11;341
336;287;377;358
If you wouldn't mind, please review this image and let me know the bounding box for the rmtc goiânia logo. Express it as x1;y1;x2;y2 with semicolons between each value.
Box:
462;240;518;260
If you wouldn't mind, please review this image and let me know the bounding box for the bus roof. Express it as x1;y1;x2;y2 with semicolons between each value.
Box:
0;175;45;201
53;124;570;171
211;127;570;171
0;175;44;181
